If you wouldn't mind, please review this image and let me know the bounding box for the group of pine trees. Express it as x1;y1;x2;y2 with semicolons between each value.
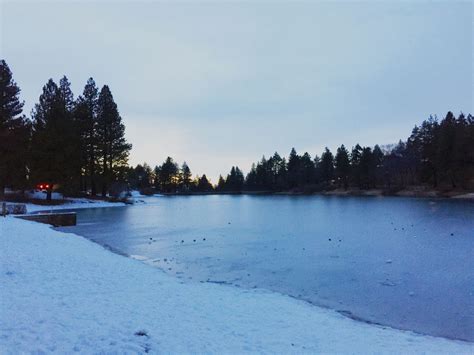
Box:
244;112;473;192
127;158;213;194
0;60;131;200
1;59;473;198
127;110;473;194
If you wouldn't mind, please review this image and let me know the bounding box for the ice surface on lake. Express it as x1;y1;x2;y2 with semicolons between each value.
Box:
59;195;474;341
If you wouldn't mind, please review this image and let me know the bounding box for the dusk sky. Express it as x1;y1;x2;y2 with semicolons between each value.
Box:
1;0;472;182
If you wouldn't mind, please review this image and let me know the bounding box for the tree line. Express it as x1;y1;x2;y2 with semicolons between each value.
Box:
127;159;244;194
128;110;473;194
242;110;473;193
0;60;131;200
243;112;473;192
1;59;473;199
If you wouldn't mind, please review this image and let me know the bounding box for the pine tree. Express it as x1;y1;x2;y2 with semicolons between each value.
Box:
217;175;226;191
226;166;244;191
74;78;99;195
244;164;257;190
96;85;132;197
372;145;384;186
153;165;162;190
320;147;334;184
59;76;74;111
350;144;363;188
0;60;30;197
158;157;179;192
180;162;192;191
30;78;80;200
287;148;301;189
197;174;213;192
300;152;315;186
437;111;458;187
335;145;350;189
268;152;287;190
359;147;374;188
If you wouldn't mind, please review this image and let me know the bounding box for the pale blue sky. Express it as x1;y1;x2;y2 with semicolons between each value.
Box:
1;1;472;182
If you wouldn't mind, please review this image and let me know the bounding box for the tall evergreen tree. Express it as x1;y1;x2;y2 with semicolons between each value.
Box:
158;157;179;192
180;162;192;191
350;144;363;188
244;164;258;190
335;145;350;189
74;78;99;195
437;111;458;187
217;175;226;191
30;78;80;200
287;148;302;189
0;60;30;197
225;166;244;191
269;152;287;190
59;76;74;111
320;147;334;183
196;174;213;192
96;85;132;196
153;165;162;190
300;152;315;186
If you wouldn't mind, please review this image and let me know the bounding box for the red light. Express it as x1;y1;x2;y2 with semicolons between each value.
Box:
39;184;43;189
45;184;49;189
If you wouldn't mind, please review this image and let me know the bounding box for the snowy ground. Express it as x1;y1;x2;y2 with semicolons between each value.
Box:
24;197;127;213
1;218;472;353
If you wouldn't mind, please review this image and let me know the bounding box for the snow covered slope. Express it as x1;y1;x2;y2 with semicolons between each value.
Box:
1;217;472;353
24;198;126;213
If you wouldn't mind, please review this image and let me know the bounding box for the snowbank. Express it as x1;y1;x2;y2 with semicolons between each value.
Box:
25;198;126;213
1;217;472;353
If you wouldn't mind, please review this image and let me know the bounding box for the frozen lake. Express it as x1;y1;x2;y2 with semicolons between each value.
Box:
58;195;474;342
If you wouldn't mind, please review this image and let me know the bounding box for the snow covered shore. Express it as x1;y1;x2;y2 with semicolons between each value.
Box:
1;217;472;353
24;198;126;213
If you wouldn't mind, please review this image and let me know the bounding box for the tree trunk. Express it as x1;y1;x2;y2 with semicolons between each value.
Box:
0;185;5;201
46;187;52;201
90;152;96;196
102;154;107;198
91;177;96;196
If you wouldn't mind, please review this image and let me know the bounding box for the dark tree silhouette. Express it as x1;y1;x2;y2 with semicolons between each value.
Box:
180;162;192;192
74;78;99;195
30;78;80;200
335;145;350;189
320;147;334;183
196;174;213;192
96;85;132;197
158;157;179;192
0;60;30;198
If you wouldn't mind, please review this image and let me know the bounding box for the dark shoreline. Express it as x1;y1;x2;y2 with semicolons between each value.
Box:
156;189;474;200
